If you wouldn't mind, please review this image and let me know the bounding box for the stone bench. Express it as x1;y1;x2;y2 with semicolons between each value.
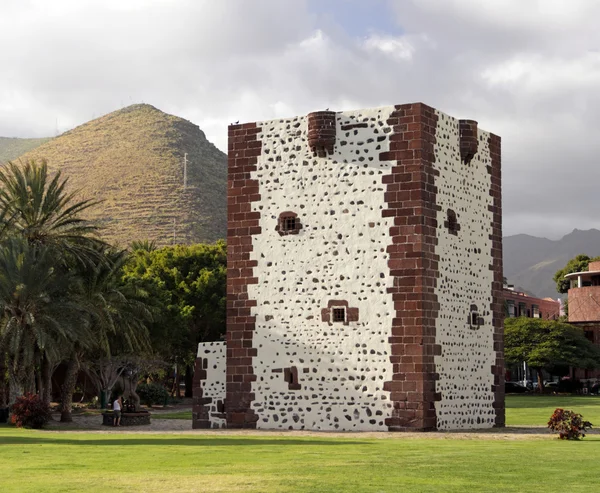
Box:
102;411;151;426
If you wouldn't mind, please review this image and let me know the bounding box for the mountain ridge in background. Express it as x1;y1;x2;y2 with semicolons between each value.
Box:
0;136;52;163
11;104;227;246
504;228;600;299
4;109;599;295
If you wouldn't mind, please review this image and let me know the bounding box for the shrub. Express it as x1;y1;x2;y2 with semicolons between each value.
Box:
136;383;169;407
548;408;592;439
10;393;52;429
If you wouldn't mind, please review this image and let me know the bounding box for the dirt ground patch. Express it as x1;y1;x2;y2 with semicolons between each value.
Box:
42;408;596;440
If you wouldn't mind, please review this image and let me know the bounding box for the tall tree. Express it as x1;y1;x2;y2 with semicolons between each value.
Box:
505;317;600;391
0;159;105;265
0;159;104;407
74;249;152;416
553;254;600;294
122;241;226;396
0;239;89;404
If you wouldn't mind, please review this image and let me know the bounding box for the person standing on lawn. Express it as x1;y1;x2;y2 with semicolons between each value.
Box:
113;395;122;427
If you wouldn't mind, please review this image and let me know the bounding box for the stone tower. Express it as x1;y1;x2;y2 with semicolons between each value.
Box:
192;102;504;431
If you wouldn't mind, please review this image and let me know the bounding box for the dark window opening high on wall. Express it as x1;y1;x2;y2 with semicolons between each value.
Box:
283;216;296;232
332;308;346;323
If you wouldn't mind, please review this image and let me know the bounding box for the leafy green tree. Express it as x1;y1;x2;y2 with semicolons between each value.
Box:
553;254;600;294
122;241;226;396
505;318;600;392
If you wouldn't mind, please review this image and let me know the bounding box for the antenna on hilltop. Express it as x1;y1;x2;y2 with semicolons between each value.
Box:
183;153;188;189
55;118;59;136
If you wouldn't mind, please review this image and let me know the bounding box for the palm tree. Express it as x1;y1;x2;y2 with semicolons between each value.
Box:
0;159;104;408
130;239;157;253
0;159;105;266
0;239;90;404
62;249;152;419
79;249;152;356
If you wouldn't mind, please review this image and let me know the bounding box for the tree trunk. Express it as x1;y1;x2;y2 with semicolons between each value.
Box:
0;352;7;408
24;364;35;394
170;364;177;397
100;388;108;410
537;369;545;394
129;377;141;412
60;352;80;422
36;368;43;397
41;354;53;407
184;364;193;398
8;367;23;406
175;370;182;399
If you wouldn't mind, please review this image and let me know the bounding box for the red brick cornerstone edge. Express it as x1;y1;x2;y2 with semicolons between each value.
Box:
225;122;262;428
487;133;505;427
381;103;440;431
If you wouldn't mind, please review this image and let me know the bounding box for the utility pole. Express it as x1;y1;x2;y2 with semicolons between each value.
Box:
183;153;188;189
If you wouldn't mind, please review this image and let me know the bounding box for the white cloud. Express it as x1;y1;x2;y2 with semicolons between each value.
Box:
362;35;414;60
2;0;600;237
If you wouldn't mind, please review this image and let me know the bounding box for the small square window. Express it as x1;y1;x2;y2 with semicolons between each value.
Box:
283;216;296;231
332;308;346;323
276;211;302;236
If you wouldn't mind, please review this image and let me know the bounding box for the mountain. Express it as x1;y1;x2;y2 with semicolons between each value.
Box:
0;136;52;163
503;229;600;299
15;104;227;246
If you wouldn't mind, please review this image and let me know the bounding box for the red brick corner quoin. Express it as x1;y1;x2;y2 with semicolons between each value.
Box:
381;103;440;431
226;122;262;428
487;133;505;427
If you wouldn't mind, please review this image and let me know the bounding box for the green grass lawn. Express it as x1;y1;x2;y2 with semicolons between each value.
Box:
2;396;600;492
153;410;192;420
506;394;600;426
1;427;599;493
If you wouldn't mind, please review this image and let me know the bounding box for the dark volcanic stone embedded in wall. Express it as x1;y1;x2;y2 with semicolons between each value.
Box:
381;103;440;431
459;120;479;164
487;133;505;427
226;122;262;428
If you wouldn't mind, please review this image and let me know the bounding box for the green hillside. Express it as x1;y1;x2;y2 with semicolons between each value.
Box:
17;104;227;246
0;136;52;163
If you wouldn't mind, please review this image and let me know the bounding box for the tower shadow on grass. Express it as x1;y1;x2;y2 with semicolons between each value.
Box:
0;436;366;447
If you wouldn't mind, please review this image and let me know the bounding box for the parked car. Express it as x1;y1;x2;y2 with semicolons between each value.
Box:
505;382;529;393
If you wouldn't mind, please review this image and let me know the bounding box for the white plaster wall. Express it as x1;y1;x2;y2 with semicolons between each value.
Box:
246;108;398;431
432;111;496;430
197;341;226;428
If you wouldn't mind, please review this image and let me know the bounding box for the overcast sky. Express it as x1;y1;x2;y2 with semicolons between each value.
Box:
1;0;599;239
